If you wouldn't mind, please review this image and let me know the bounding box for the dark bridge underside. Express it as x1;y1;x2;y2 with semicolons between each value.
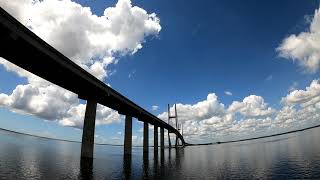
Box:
0;7;185;144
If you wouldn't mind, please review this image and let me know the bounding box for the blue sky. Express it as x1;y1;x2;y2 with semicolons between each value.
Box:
106;0;319;107
1;0;320;144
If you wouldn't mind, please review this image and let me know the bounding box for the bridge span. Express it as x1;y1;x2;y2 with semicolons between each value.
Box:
0;7;185;159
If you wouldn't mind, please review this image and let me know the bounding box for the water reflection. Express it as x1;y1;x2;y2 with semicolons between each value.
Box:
153;148;159;179
123;154;132;179
1;128;320;179
160;148;165;177
79;157;93;180
175;148;183;173
142;152;149;179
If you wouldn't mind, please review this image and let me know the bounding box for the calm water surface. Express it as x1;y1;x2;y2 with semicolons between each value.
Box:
1;128;320;179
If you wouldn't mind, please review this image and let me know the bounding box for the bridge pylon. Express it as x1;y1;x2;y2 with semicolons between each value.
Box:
167;104;183;148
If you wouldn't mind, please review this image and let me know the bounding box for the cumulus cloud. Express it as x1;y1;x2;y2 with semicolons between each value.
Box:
228;95;275;117
158;94;274;140
158;93;225;124
0;59;122;128
0;83;78;120
0;0;161;80
282;79;320;107
59;103;121;128
0;0;161;128
277;8;320;73
158;80;320;143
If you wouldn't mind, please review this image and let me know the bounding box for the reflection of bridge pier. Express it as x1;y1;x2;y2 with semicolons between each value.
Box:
0;7;186;161
80;157;93;180
143;148;149;179
123;153;132;179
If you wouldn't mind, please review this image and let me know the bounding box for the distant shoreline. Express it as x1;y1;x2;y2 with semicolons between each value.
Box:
2;124;320;147
188;124;320;146
0;127;124;146
0;127;156;147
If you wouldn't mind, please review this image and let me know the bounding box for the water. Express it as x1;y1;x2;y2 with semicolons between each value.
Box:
1;128;320;179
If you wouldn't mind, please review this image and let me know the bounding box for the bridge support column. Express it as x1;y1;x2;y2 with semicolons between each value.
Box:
81;99;97;158
143;122;148;153
154;125;158;154
168;132;171;148
124;115;132;155
160;127;164;150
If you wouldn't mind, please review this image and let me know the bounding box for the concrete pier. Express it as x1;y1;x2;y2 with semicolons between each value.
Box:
81;99;97;158
143;122;149;153
154;125;158;154
160;127;164;150
124;115;132;155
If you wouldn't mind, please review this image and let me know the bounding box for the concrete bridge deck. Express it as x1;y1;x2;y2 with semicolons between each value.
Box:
0;7;185;159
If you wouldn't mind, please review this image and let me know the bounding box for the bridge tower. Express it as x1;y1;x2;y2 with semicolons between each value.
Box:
167;104;182;148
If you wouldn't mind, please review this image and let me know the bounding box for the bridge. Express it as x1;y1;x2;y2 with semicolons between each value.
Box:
0;7;185;159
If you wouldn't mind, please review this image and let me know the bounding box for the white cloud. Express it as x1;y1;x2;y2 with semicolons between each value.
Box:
59;103;121;128
152;105;159;111
0;60;122;128
0;0;161;81
282;79;320;107
277;8;320;73
224;91;232;96
157;80;320;143
0;0;32;24
0;0;161;128
158;93;225;124
0;83;78;120
228;95;275;118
